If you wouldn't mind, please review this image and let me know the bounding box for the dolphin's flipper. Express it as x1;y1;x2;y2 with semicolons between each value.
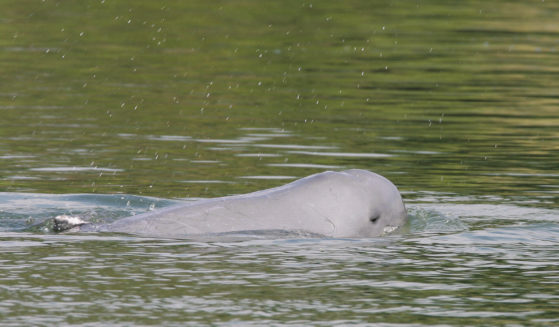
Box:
53;215;87;232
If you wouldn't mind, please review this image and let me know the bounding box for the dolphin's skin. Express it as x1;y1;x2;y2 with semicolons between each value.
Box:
61;169;407;238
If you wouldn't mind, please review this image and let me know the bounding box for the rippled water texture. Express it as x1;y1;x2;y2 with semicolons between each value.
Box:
1;0;559;326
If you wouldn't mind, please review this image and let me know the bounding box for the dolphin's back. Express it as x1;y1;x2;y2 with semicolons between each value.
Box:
71;170;407;238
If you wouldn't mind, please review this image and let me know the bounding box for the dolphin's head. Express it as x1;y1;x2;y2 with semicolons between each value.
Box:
326;169;407;238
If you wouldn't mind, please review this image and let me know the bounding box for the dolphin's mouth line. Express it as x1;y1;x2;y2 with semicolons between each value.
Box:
325;217;336;234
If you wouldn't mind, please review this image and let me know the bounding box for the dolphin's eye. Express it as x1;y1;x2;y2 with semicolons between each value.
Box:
370;215;380;224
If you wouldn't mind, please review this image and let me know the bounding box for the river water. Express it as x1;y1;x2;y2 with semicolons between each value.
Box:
1;0;558;326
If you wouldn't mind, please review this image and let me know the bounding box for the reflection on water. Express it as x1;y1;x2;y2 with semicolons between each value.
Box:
1;0;559;325
1;192;558;326
0;208;558;326
1;0;557;201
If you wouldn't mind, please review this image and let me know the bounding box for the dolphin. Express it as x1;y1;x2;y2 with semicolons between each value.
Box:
54;169;407;238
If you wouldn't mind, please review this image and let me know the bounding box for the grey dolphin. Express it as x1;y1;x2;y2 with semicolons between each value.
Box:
57;169;407;238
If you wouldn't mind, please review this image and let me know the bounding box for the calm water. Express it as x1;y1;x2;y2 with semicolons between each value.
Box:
1;0;559;326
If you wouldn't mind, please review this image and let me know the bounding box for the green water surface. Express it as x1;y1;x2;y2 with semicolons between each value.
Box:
2;0;557;201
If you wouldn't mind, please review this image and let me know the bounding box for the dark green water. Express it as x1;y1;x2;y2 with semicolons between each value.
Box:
1;0;559;326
